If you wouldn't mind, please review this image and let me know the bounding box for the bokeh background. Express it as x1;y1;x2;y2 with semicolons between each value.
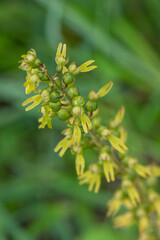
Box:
0;0;160;239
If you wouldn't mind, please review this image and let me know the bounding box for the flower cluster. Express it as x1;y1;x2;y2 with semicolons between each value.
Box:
20;43;160;240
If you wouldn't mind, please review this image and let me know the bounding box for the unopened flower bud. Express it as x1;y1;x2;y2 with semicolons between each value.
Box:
42;90;50;104
88;90;98;101
68;62;77;73
67;87;79;98
49;101;61;112
57;109;70;121
68;116;76;125
50;91;60;103
72;96;85;106
72;106;83;116
62;72;74;85
86;101;97;112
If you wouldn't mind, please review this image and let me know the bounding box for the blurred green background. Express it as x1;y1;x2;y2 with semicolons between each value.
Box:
0;0;160;239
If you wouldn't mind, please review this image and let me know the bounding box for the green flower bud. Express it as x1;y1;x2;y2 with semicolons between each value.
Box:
67;87;79;98
72;96;85;106
56;65;63;72
57;109;70;121
62;72;74;85
68;62;77;73
67;79;75;88
88;90;98;101
50;91;60;103
42;90;50;104
86;101;97;112
49;101;61;112
72;106;83;116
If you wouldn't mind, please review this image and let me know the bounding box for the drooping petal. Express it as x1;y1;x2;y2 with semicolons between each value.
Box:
108;135;128;154
80;113;92;133
54;137;70;157
70;125;81;145
75;154;85;175
110;106;125;128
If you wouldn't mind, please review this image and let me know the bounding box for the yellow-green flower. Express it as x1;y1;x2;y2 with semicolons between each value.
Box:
76;60;97;73
55;42;68;66
103;160;115;182
136;209;149;233
54;137;70;157
110;106;125;128
97;81;113;98
149;192;160;218
80;113;92;133
122;179;140;206
119;126;127;143
108;134;128;154
23;79;37;94
134;164;151;178
79;164;101;193
150;166;160;177
99;152;115;182
70;125;81;145
22;94;43;111
113;212;134;228
107;191;123;217
38;106;52;129
75;153;85;175
19;49;41;71
107;190;133;217
23;69;40;94
62;60;97;75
